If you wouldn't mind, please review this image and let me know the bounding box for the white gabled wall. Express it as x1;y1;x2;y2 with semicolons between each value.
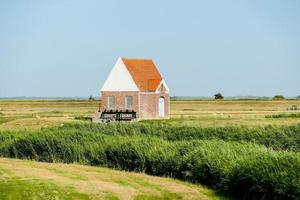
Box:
101;57;139;91
155;79;170;93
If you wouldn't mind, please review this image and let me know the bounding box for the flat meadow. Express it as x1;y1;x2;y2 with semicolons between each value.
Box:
0;99;300;200
1;99;300;129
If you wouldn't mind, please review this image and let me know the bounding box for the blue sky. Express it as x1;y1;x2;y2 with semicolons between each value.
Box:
0;0;299;97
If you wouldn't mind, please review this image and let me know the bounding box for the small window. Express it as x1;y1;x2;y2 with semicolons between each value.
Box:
108;96;115;109
125;96;133;109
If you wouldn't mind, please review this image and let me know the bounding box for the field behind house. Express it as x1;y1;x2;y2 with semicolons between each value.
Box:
0;99;300;129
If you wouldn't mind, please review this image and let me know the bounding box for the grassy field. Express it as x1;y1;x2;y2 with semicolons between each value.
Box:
169;100;300;126
0;157;218;200
0;100;98;129
0;99;300;129
0;99;300;199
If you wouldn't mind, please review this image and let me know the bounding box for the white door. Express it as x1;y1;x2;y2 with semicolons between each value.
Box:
158;97;165;117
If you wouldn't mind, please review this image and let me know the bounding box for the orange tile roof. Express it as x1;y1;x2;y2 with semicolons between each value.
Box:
122;58;162;91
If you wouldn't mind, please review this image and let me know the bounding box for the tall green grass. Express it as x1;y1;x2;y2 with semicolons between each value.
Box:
0;124;299;199
58;122;300;151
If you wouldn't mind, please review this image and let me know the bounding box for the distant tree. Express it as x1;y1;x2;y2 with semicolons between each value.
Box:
214;93;224;100
88;95;95;101
297;95;300;99
272;95;285;100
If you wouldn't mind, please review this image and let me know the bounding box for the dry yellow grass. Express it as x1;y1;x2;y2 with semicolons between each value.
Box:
169;100;300;126
0;99;300;129
0;100;98;129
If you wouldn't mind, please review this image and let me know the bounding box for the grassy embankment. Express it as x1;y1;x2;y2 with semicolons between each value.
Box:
0;157;215;200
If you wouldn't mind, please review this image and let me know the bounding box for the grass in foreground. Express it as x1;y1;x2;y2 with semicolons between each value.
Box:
0;123;299;199
0;157;221;200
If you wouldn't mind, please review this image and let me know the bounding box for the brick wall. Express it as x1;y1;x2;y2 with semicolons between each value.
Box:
101;90;169;119
101;91;140;116
139;91;169;119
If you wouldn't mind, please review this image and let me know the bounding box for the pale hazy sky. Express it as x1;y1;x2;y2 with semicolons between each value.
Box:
0;0;299;97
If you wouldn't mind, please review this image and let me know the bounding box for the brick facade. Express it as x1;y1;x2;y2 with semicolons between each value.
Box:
101;90;169;119
139;92;169;119
101;91;139;116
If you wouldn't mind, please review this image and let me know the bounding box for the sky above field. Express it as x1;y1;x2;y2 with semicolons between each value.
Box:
0;0;299;98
